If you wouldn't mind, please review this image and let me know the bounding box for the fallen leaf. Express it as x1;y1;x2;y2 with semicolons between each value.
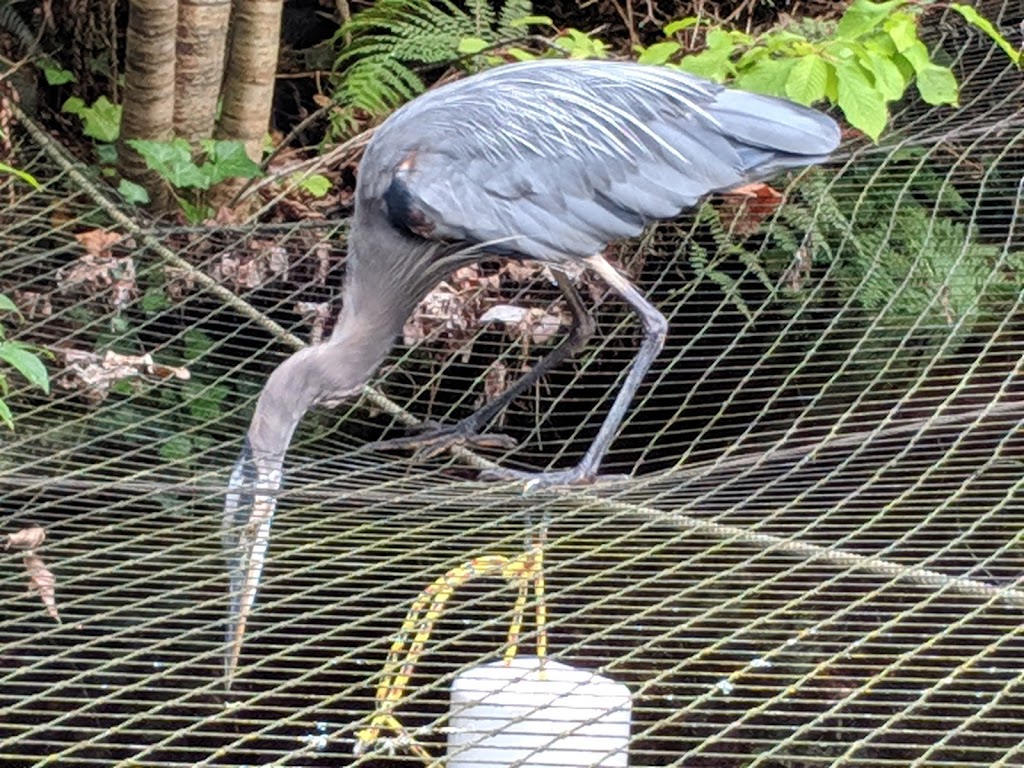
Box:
74;229;123;257
23;552;60;622
295;301;332;345
57;348;190;404
4;526;45;550
719;182;785;236
57;252;137;311
13;291;52;319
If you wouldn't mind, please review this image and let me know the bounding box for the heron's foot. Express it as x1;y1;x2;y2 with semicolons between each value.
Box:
478;465;630;493
370;419;518;460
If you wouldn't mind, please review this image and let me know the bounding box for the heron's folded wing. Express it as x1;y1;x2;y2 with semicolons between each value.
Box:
366;60;840;261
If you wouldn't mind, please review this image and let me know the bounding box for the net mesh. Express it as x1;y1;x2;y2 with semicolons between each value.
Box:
2;4;1023;766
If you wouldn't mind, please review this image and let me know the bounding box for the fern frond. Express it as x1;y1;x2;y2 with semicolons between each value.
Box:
333;0;534;118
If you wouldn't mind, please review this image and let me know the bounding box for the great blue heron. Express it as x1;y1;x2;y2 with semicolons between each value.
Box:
222;58;841;680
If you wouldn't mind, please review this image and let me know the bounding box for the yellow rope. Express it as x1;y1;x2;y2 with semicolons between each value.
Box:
356;546;546;762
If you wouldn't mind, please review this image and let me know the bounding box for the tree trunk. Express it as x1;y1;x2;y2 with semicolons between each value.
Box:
213;0;284;208
118;0;178;210
175;0;232;140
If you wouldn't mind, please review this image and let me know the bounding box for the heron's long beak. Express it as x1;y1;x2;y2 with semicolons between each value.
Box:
222;439;281;686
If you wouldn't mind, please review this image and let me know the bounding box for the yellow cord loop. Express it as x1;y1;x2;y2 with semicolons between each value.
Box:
355;546;546;762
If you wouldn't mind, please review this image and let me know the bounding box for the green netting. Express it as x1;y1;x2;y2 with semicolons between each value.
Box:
2;3;1023;766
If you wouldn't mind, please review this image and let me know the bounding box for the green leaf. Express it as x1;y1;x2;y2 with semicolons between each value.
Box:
860;48;907;101
664;17;699;36
62;95;121;142
950;3;1021;66
835;57;887;140
914;63;959;106
837;0;907;40
678;32;735;82
508;15;552;28
96;143;118;165
42;63;75;85
884;11;919;52
458;36;490;54
0;162;40;189
141;286;169;313
293;173;331;198
160;434;193;462
0;294;18;313
785;53;830;105
0;398;12;429
118;178;151;205
128;138;206;188
0;342;49;393
200;140;262;184
735;58;795;98
898;39;932;72
183;329;214;360
636;41;680;66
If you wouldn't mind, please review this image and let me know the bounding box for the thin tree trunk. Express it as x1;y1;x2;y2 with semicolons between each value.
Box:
213;0;283;208
175;0;232;140
118;0;178;211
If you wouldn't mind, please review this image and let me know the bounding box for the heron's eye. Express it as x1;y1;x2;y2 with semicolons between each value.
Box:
383;175;435;238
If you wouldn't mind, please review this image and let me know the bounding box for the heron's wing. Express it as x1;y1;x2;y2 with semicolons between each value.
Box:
362;59;841;261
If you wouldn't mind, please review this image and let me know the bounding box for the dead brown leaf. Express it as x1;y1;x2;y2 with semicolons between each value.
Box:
4;526;45;550
23;552;60;622
74;229;123;257
13;290;52;319
211;242;293;291
163;266;196;301
57;348;191;405
66;230;138;309
294;301;332;345
719;182;785;236
479;304;569;346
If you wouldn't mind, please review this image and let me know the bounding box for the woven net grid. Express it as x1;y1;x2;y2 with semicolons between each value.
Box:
2;4;1024;766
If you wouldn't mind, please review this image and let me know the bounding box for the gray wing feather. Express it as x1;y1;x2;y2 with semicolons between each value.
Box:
361;59;840;261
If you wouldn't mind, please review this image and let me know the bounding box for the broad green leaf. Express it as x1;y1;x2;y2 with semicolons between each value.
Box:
508;15;552;28
506;48;536;61
457;36;490;54
664;17;699;36
128;138;207;188
0;162;40;189
636;41;680;66
884;11;918;52
0;342;49;393
837;0;907;40
677;41;734;82
735;58;795;98
140;286;169;313
861;48;907;100
0;398;12;429
914;64;959;106
785;53;830;105
42;63;75;85
950;3;1021;65
898;39;932;72
200;140;262;184
118;178;151;205
62;95;121;142
294;173;331;198
160;434;193;462
835;58;887;140
96;143;118;165
183;329;214;360
0;294;18;312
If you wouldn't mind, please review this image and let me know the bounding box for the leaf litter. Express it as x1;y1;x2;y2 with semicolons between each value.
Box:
4;525;60;622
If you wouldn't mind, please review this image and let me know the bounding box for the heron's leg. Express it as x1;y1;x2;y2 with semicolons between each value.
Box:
481;253;667;489
369;268;595;457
